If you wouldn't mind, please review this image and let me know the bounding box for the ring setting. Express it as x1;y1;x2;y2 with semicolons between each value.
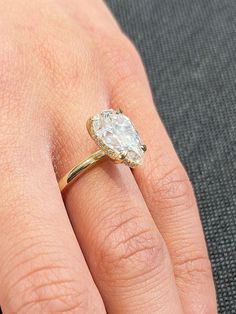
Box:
87;109;146;167
59;109;146;192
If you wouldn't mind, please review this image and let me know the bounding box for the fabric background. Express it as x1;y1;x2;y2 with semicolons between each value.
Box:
105;0;236;313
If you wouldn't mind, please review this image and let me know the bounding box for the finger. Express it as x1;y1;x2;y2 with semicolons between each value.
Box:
0;121;105;313
54;107;183;312
102;36;217;313
57;0;120;33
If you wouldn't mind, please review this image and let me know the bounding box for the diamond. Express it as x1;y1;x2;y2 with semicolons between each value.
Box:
88;109;145;167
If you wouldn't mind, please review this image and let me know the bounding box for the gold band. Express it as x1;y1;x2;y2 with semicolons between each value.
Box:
59;149;106;192
59;109;146;193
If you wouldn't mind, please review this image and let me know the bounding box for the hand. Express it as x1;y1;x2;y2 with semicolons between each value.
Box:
0;0;217;313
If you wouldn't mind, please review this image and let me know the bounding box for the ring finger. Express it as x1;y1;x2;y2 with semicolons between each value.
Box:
55;99;183;313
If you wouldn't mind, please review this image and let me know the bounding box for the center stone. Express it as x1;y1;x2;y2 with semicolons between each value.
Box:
90;109;145;166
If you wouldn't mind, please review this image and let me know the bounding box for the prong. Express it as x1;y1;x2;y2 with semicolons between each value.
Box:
119;151;127;160
141;144;147;152
116;108;123;113
86;117;93;133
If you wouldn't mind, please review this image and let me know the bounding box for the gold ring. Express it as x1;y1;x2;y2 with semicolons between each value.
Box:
59;109;147;192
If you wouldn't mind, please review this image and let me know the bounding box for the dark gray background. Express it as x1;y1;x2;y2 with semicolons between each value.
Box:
106;0;236;313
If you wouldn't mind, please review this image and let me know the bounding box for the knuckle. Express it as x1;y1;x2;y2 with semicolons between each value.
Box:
95;207;166;282
146;161;195;211
102;31;142;66
114;34;143;70
99;32;144;89
174;253;213;284
33;35;95;92
17;290;85;314
0;24;96;113
8;261;86;313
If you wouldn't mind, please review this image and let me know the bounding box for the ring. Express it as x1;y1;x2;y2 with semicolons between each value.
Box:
59;109;147;192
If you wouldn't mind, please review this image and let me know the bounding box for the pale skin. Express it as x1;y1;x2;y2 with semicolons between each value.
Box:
0;0;217;313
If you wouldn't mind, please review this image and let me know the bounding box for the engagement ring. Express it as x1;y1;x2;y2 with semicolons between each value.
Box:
59;109;146;192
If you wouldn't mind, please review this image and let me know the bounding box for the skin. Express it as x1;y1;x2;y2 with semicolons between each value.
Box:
0;0;217;313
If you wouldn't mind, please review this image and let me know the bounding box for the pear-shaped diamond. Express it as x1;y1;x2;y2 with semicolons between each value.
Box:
90;109;145;166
